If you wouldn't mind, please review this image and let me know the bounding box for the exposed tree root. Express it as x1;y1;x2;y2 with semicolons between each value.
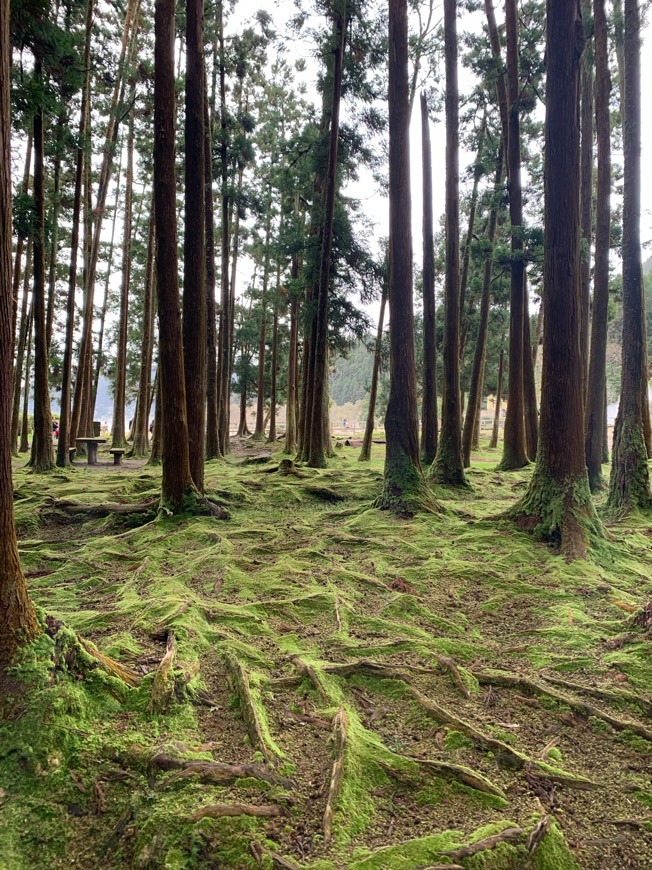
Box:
473;669;652;741
289;655;331;706
525;814;552;862
187;802;286;823
45;620;141;688
323;707;347;844
408;757;507;799
51;497;159;516
436;654;472;699
334;596;342;632
158;758;294;789
224;652;277;764
539;672;652;716
149;632;176;713
441;825;526;860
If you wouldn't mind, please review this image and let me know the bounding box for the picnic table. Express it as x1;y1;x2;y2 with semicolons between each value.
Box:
75;437;107;466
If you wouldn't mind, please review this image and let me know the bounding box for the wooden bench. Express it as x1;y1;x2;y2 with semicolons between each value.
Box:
109;448;127;466
75;437;107;466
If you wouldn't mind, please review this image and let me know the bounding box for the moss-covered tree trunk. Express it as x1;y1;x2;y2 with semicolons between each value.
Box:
154;0;197;513
513;0;601;560
498;0;528;471
378;0;432;514
607;0;650;512
0;0;40;668
585;0;611;491
431;0;466;487
420;93;438;466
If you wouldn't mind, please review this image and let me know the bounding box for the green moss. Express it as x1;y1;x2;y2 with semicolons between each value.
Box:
531;823;579;870
444;729;476;751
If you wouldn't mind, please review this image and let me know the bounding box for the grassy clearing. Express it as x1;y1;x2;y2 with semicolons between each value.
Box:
1;439;652;868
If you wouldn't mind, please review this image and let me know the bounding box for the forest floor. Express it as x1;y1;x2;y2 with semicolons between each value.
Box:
1;439;652;869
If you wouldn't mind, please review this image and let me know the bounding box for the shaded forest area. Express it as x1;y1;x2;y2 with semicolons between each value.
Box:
1;0;652;868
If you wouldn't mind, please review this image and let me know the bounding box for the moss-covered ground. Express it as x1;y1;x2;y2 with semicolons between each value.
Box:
1;438;652;868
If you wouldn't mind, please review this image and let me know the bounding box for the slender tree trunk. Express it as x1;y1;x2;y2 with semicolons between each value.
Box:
489;333;505;449
154;0;196;511
183;0;206;490
515;0;600;559
11;237;32;454
148;372;161;465
11;134;32;349
360;282;387;462
217;1;231;455
0;0;39;666
57;0;93;467
523;283;538;458
499;0;528;470
237;370;250;437
432;0;466;486
252;204;272;441
204;80;219;460
459;113;487;361
46;120;65;353
579;0;594;398
19;310;33;453
463;147;503;467
307;1;346;468
267;294;279;444
111;104;135;448
420;93;438;465
30;61;53;472
130;209;155;457
585;0;611;491
608;0;650;511
379;0;432;513
284;251;300;455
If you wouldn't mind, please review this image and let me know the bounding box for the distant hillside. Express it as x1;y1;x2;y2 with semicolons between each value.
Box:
330;340;374;405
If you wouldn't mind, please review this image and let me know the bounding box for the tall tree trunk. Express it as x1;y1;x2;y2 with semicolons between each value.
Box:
183;0;206;489
217;1;231;456
11;237;32;454
19;310;33;453
432;0;466;486
360;281;387;462
608;0;650;511
514;0;600;559
129;209;155;457
379;0;432;513
463;147;503;467
420;93;438;465
284;251;300;455
46;118;65;353
307;1;346;468
267;292;279;444
459;112;487;361
252;204;272;441
30;61;53;472
489;332;505;449
579;0;594;398
148;372;161;464
585;0;611;490
11;134;32;349
154;0;196;512
499;0;528;470
57;0;93;467
111;104;135;448
523;284;538;458
204;81;219;460
0;0;39;666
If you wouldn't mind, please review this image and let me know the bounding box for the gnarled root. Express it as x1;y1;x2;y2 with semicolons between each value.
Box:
187;802;286;823
323;707;348;845
149;631;176;713
442;826;526;861
224;652;277;764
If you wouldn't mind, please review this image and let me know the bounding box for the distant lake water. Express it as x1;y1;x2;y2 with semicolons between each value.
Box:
607;385;652;424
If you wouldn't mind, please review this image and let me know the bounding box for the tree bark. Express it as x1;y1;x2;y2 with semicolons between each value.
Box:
378;0;431;513
183;0;206;490
11;133;32;350
360;281;387;462
217;1;231;456
499;0;528;470
252;203;272;441
523;282;538;458
420;93;438;466
57;0;93;467
0;0;39;667
284;248;300;455
30;61;54;473
607;0;650;511
129;208;155;457
463;147;503;467
585;0;611;490
267;284;279;444
154;0;196;512
11;237;32;454
111;103;135;448
19;309;32;454
204;80;219;460
489;332;505;449
431;0;466;487
579;0;593;398
514;0;600;559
